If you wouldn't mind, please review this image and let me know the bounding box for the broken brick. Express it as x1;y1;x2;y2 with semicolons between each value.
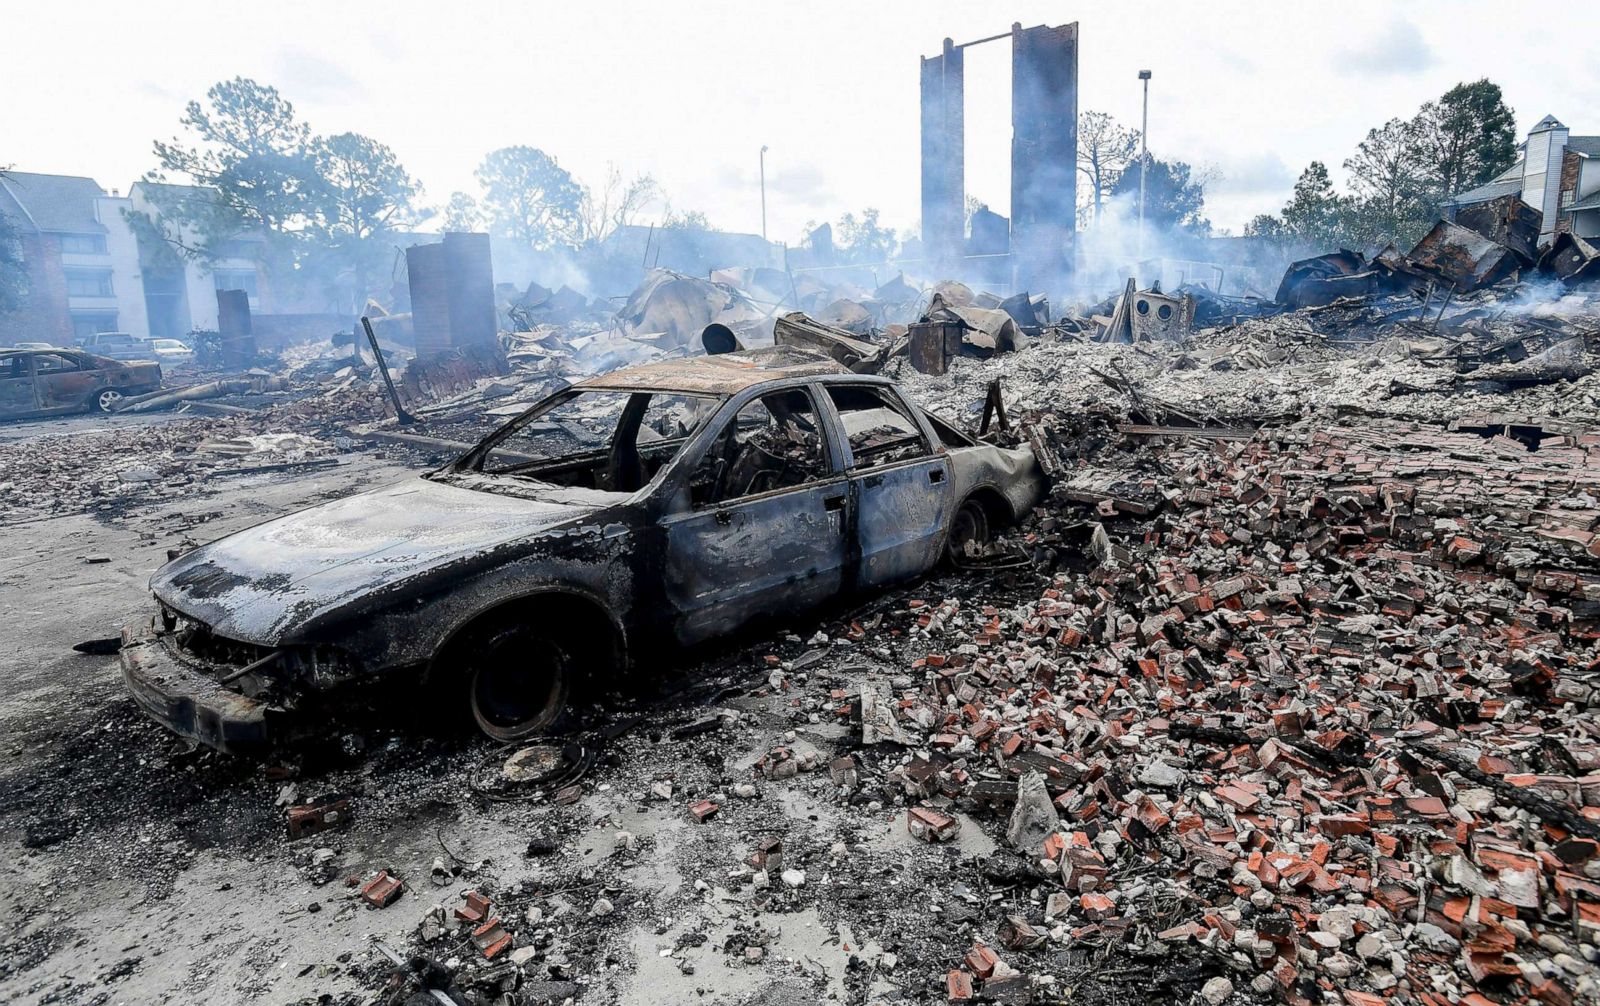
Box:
907;806;961;843
359;870;403;909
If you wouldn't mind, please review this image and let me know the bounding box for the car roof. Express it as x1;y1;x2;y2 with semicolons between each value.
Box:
577;346;852;395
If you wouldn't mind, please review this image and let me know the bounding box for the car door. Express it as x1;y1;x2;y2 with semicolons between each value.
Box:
660;386;850;645
822;382;949;589
32;352;96;411
0;355;39;417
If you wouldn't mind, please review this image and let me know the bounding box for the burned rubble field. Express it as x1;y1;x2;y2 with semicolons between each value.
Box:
8;286;1600;1006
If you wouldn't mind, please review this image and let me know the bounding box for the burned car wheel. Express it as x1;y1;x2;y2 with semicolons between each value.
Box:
467;622;572;741
946;498;991;563
94;388;124;412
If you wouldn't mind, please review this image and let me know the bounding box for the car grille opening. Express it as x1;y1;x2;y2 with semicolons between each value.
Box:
160;611;357;688
169;619;276;671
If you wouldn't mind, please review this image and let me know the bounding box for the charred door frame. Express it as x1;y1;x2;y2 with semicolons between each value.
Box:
34;351;94;412
0;353;42;416
652;378;853;645
815;380;952;589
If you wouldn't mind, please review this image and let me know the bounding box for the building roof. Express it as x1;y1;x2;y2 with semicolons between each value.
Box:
578;346;849;395
1448;129;1600;206
1568;136;1600;158
0;172;108;233
1448;178;1525;208
1531;114;1567;132
0;181;32;233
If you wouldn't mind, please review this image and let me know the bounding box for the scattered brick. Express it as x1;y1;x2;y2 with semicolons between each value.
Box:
359;870;403;909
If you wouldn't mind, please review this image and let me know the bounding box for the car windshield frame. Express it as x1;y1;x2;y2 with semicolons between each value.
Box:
440;383;726;486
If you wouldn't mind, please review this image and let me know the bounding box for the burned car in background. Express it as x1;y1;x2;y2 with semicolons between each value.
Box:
0;348;162;420
121;347;1045;752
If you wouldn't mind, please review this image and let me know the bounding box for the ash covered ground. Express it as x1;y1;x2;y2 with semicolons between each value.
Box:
5;280;1600;1006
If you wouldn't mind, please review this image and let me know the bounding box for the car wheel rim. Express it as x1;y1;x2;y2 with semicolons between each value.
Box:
472;636;565;735
98;390;123;411
948;502;989;560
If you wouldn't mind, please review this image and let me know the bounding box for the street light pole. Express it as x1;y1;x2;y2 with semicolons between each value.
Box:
1138;70;1151;259
760;145;769;243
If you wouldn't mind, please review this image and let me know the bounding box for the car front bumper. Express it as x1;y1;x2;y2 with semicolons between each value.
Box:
120;618;282;754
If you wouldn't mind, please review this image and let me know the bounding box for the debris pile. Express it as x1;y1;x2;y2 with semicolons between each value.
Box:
755;322;1600;1002
1275;195;1583;312
10;212;1600;1004
333;274;1600;1006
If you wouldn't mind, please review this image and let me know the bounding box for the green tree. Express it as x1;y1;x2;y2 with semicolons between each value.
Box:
1077;111;1140;225
148;77;319;261
1411;79;1517;204
578;164;660;246
306;132;421;308
1249;79;1516;255
1243;213;1286;241
442;192;483;232
1341;118;1431;247
662;209;712;232
0;213;22;314
658;208;716;270
1279;161;1346;248
475;146;584;250
0;168;25;314
1109;156;1209;233
311;133;419;242
834;208;898;263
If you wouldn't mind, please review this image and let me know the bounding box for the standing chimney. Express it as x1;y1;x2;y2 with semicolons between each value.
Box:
1010;22;1079;291
920;38;965;278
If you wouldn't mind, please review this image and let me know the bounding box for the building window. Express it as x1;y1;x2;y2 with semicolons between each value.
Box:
70;312;118;338
58;233;108;255
1562;189;1577;207
65;268;114;297
214;239;260;259
213;269;259;299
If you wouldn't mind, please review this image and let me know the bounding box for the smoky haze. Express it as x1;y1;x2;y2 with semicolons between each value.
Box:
4;1;1597;245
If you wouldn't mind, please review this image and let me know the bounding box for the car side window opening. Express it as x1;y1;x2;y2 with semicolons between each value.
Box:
824;385;932;470
0;356;27;379
475;389;718;492
690;389;830;507
32;353;82;374
924;410;975;449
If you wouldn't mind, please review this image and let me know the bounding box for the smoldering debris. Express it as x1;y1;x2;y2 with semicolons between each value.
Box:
8;187;1600;1006
1275;199;1586;312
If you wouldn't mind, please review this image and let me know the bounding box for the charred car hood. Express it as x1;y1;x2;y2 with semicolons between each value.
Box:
151;477;621;644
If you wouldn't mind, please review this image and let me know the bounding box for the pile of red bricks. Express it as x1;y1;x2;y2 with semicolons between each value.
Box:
865;415;1600;1004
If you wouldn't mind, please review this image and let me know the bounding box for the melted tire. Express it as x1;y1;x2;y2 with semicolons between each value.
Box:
466;622;573;742
945;498;992;566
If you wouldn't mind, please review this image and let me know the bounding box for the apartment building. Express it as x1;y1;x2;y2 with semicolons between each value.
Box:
0;172;278;347
1450;115;1600;242
0;172;146;344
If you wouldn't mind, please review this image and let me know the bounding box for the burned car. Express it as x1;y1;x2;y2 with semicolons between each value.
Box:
121;348;1044;752
1;348;162;419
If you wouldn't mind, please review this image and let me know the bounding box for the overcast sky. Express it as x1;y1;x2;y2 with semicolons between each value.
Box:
5;1;1597;242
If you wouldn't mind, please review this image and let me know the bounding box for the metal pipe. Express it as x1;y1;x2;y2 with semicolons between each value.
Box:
955;29;1014;49
217;647;284;686
361;316;418;426
1138;70;1152;259
760;145;768;243
789;252;1013;274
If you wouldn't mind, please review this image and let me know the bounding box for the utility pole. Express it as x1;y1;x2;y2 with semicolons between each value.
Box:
1138;70;1151;258
760;145;769;243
